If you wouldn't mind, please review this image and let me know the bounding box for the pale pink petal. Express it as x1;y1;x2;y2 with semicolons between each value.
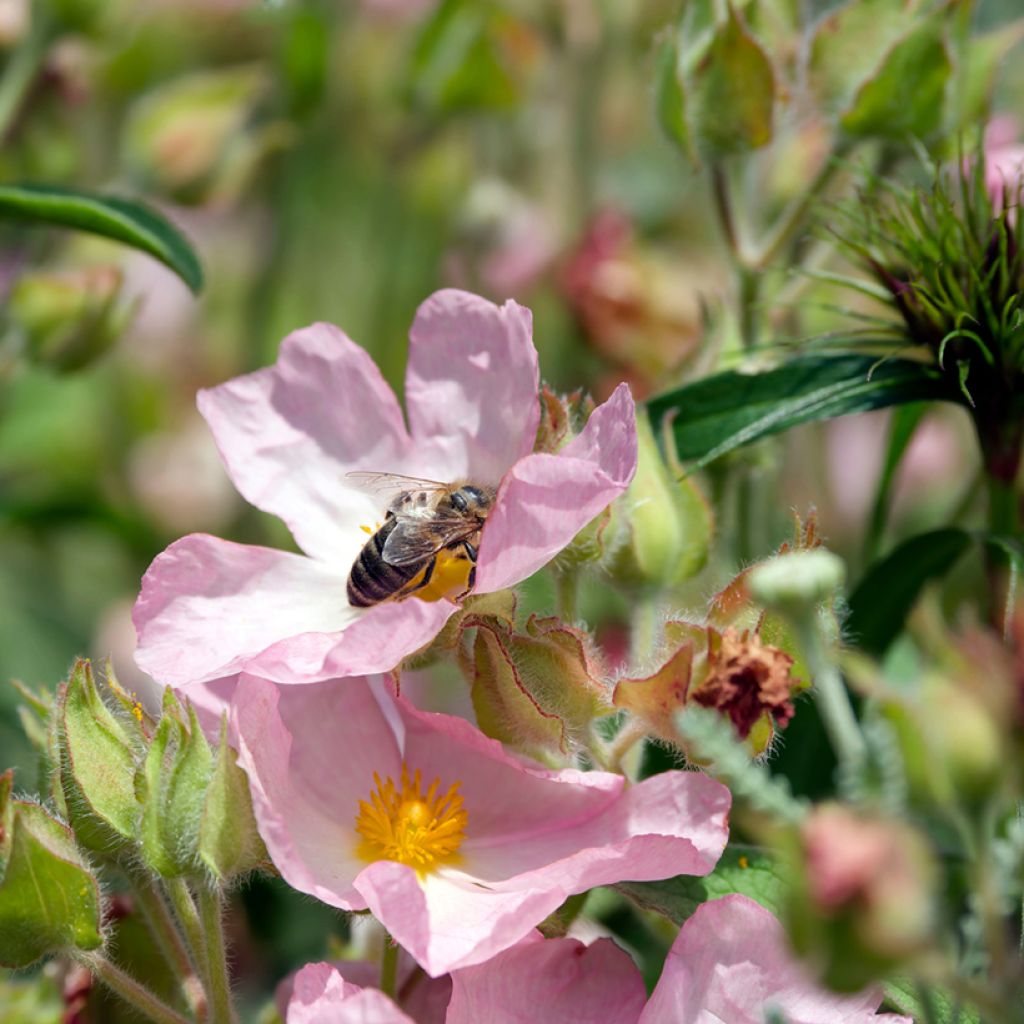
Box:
475;383;637;592
133;535;353;689
639;895;912;1024
447;935;646;1024
405;290;539;484
232;676;405;910
197;322;410;563
287;963;415;1024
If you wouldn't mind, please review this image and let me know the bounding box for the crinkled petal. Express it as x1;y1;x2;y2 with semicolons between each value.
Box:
475;383;637;592
198;322;410;563
286;963;415;1024
447;935;646;1024
639;895;913;1024
405;290;539;484
133;535;354;689
232;676;405;911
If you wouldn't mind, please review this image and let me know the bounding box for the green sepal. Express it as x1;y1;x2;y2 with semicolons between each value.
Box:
56;660;140;856
137;712;185;877
198;717;266;883
0;773;103;967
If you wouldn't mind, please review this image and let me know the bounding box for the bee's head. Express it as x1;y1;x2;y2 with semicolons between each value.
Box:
450;484;495;522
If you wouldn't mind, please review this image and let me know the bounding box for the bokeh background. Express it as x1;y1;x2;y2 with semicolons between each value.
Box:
1;0;1021;1009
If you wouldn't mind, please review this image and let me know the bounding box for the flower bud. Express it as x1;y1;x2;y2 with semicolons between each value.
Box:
124;66;280;207
55;660;141;857
748;549;846;619
9;266;131;373
466;615;610;763
0;771;103;968
784;804;937;992
609;413;712;588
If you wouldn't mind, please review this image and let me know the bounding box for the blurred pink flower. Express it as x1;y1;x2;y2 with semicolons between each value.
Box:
447;932;646;1024
985;116;1024;213
133;289;636;697
639;895;911;1024
232;674;730;978
285;962;414;1024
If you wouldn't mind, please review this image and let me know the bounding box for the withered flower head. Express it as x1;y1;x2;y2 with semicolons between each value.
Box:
692;627;796;739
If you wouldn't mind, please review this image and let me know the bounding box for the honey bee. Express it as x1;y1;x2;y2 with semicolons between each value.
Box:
346;472;496;608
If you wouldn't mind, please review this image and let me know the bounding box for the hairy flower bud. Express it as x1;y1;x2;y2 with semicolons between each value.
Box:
0;771;103;968
785;804;937;992
748;549;846;619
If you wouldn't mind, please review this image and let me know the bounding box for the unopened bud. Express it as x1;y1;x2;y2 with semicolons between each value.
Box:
10;266;131;373
748;549;845;618
0;771;103;967
785;803;937;992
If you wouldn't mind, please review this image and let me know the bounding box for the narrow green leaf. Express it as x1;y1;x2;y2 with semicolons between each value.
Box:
615;845;786;925
654;36;688;153
647;354;958;471
883;975;980;1023
0;184;203;293
846;528;972;656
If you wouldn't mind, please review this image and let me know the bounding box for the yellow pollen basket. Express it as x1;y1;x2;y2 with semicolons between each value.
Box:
354;764;468;873
412;548;474;603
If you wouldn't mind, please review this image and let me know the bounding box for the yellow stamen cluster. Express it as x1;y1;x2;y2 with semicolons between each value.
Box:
355;765;468;873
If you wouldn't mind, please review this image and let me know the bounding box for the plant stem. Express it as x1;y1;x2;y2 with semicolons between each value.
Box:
129;874;207;1020
793;618;866;783
380;936;399;1000
555;569;580;623
75;951;195;1024
604;717;648;776
165;878;206;985
196;885;237;1024
0;12;52;140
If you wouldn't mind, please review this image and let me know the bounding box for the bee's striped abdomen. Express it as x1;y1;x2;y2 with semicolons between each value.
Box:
347;518;424;607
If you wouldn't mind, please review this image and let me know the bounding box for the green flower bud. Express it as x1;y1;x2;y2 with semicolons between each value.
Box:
748;549;846;618
56;660;141;857
9;266;132;373
784;803;937;992
197;717;267;883
610;413;712;588
0;771;104;968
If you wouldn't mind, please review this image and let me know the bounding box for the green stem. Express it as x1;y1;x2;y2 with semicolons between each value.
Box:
604;717;648;776
380;936;399;1000
986;473;1021;638
196;885;237;1024
793;618;866;783
555;569;580;623
129;875;207;1020
0;12;52;140
75;951;195;1024
165;879;206;985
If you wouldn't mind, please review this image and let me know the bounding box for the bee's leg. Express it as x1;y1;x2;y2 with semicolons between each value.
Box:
450;541;478;603
398;556;436;599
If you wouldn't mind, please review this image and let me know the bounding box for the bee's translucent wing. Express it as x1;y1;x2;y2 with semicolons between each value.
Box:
345;471;450;511
381;514;479;567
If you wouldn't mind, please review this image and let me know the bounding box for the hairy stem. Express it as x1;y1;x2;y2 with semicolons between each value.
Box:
555;569;580;623
380;936;399;1000
197;885;237;1024
165;879;206;986
75;951;195;1024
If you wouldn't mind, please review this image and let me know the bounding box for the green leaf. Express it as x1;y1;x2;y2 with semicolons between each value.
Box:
655;36;688;153
846;528;972;656
840;20;952;140
615;845;786;925
0;780;103;968
0;184;203;293
647;354;958;471
883;975;981;1023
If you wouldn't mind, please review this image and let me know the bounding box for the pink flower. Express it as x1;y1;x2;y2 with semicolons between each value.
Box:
133;290;636;697
285;962;414;1024
984;116;1024;214
447;932;647;1024
232;674;730;977
639;895;912;1024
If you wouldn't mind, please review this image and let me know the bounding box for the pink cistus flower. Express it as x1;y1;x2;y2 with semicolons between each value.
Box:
232;674;730;977
133;290;637;702
639;895;912;1024
285;962;414;1024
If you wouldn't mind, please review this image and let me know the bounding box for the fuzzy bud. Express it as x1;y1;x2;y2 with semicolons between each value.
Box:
748;549;846;619
0;771;103;968
785;804;937;992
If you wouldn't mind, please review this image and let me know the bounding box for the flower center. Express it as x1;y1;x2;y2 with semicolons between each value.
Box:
354;764;468;872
